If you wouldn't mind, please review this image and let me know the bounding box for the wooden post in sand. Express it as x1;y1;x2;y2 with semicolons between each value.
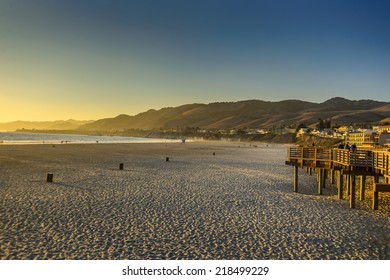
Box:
330;169;335;185
350;174;356;209
119;163;124;170
337;171;343;199
317;169;323;195
213;152;215;156
373;186;379;210
359;175;366;201
46;173;53;182
294;165;298;193
374;174;380;184
322;169;327;188
166;157;170;162
372;175;380;210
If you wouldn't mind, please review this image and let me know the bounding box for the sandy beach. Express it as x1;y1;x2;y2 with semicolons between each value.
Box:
0;141;389;260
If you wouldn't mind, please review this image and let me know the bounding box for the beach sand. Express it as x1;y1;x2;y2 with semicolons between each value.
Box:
0;141;389;259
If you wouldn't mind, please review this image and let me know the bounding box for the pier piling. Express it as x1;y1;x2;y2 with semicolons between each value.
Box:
330;170;335;185
359;175;366;201
350;175;356;208
317;169;324;195
294;166;298;193
337;171;343;199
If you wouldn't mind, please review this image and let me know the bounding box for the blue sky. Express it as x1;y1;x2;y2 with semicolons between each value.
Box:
0;0;389;121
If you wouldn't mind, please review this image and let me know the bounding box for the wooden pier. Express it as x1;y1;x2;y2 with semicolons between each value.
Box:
286;146;390;210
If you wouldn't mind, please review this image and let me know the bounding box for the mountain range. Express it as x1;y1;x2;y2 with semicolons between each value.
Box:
0;119;93;132
1;97;389;132
79;97;390;131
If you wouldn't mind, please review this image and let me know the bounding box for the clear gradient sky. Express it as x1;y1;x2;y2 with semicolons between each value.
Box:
1;0;389;122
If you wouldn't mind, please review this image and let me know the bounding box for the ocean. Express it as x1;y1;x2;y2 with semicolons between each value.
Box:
0;132;177;145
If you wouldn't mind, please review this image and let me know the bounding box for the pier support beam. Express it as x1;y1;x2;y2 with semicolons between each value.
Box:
373;190;379;210
323;170;327;188
359;175;366;201
337;171;343;199
375;174;380;184
317;169;324;195
294;165;298;193
350;175;356;209
346;175;351;194
330;170;335;185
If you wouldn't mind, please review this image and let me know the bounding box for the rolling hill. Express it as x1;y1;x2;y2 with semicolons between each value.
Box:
2;97;388;132
0;120;94;132
78;97;390;131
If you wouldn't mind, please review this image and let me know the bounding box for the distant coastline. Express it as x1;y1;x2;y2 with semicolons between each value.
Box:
9;129;342;147
0;131;178;145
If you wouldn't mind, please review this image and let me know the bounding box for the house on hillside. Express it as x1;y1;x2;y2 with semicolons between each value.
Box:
375;132;390;146
346;129;390;148
345;131;365;147
373;125;390;133
297;128;309;135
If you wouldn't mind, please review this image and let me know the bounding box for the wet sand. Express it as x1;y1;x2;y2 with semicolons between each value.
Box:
0;141;389;259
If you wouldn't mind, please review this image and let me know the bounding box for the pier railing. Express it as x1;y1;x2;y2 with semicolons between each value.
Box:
288;146;387;172
332;149;374;168
288;146;332;168
373;150;390;176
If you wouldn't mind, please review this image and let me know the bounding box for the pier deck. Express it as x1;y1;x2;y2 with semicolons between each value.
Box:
286;146;390;210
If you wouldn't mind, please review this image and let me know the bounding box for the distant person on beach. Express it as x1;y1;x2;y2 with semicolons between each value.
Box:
351;143;357;152
345;143;351;150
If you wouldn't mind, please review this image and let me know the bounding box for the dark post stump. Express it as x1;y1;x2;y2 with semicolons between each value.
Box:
46;173;53;182
213;152;215;156
119;163;124;170
166;157;169;162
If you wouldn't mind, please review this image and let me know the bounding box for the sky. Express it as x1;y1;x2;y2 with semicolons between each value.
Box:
0;0;389;122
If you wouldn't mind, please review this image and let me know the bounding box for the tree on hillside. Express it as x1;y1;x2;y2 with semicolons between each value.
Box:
296;123;307;132
317;118;325;131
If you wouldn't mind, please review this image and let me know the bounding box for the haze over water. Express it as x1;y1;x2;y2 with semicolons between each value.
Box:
0;132;176;145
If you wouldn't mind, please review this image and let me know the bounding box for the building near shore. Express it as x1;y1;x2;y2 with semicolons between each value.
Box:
373;125;390;133
346;129;390;147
